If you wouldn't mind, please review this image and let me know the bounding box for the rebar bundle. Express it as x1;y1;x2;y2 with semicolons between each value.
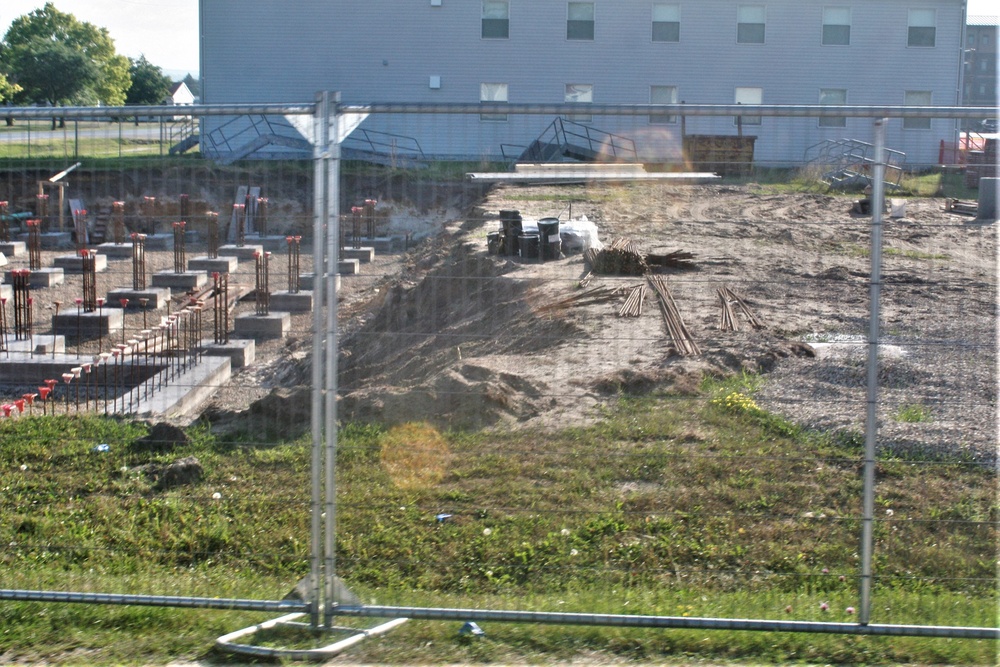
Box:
646;249;697;270
141;197;156;237
363;198;377;239
26;219;42;270
618;284;647;317
647;275;700;356
81;250;98;312
585;237;648;276
172;222;186;272
179;194;189;223
112;201;126;244
0;200;9;243
12;269;32;341
257;197;269;237
287;236;302;293
717;285;765;331
254;251;270;316
206;211;220;259
213;272;229;344
234;203;246;247
132;233;147;290
350;206;363;249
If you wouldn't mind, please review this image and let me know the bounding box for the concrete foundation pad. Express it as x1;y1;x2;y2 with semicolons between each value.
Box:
106;287;171;310
94;242;135;258
298;273;341;292
52;309;124;340
0;241;26;257
17;232;73;250
54;253;108;273
5;268;64;288
338;259;360;275
253;235;294;252
134;355;231;419
269;290;314;312
3;335;66;356
188;255;239;274
342;246;375;262
139;235;172;251
218;244;264;260
151;271;208;290
233;311;290;339
199;337;255;369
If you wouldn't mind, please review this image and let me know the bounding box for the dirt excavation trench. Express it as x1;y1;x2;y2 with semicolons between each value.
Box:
207;181;996;465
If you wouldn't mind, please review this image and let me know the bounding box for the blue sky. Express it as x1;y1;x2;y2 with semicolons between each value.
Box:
1;0;997;79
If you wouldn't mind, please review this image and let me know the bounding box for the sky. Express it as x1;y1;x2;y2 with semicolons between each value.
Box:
0;0;997;80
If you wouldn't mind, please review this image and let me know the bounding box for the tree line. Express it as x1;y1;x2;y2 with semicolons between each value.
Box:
0;3;198;127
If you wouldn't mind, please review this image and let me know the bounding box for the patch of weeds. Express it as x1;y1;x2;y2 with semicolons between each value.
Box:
884;247;950;261
894;403;933;423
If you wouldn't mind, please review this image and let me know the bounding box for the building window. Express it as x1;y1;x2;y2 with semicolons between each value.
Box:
652;3;680;42
818;88;847;127
737;5;765;44
650;85;678;124
907;9;935;47
903;90;932;129
482;0;509;39
822;7;851;45
567;2;595;40
480;83;508;121
734;87;762;125
565;83;593;122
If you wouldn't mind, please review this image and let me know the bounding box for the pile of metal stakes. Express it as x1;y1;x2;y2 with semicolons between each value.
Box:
647;275;700;356
584;238;648;276
717;285;765;331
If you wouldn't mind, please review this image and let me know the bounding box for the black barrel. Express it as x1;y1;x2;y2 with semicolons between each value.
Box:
537;217;561;261
487;231;501;255
502;212;523;256
518;233;540;261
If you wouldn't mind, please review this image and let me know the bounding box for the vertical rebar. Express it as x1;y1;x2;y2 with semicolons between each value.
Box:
0;296;8;357
141;197;156;237
213;272;229;345
73;209;87;251
363;199;377;240
255;251;271;316
179;194;189;224
112;201;126;245
207;211;220;259
27;219;42;270
82;251;97;312
350;206;362;249
0;200;9;243
172;222;186;273
132;233;147;290
257;197;269;238
287;236;302;293
35;194;48;227
235;203;246;247
12;270;32;341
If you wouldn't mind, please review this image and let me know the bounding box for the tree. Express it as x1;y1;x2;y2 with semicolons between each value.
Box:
0;72;20;103
126;55;171;105
8;38;98;106
2;2;130;106
182;73;200;100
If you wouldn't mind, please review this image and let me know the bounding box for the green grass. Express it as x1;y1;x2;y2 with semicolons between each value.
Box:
895;403;934;423
0;381;995;664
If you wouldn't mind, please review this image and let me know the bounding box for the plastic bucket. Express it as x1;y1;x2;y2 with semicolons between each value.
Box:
537;218;561;261
518;233;540;261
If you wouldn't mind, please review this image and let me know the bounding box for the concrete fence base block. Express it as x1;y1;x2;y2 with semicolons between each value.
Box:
977;177;998;222
233;311;291;340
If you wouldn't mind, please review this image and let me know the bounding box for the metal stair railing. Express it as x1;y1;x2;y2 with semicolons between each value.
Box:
341;128;425;160
204;115;309;160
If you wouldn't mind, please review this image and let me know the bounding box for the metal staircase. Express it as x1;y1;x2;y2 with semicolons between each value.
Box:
516;117;638;165
203;115;312;164
168;117;200;155
803;138;905;190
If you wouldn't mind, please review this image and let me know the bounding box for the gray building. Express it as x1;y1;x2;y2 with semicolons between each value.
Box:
199;0;968;165
963;16;997;128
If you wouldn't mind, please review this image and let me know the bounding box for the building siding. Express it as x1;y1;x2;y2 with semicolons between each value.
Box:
199;0;967;165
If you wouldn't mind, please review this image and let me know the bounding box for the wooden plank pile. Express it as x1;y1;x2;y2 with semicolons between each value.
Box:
647;275;700;356
717;285;765;331
584;238;648;275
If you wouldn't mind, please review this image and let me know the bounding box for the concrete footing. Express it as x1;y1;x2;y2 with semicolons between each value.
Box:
200;338;255;369
134;355;231;419
106;287;171;310
269;290;313;312
0;242;26;257
188;256;239;274
342;246;375;262
17;232;72;250
338;259;360;275
233;311;290;339
298;273;341;292
3;335;66;356
151;271;208;290
978;177;997;222
94;242;135;258
54;253;108;273
5;268;64;288
52;308;124;340
218;244;264;260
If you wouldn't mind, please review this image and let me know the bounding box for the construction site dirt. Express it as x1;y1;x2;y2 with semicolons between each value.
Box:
3;181;996;466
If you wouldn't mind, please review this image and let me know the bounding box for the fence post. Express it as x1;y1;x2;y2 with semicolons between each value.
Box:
859;117;887;626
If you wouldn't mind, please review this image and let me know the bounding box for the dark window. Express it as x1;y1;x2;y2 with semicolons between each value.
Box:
568;3;595;40
822;24;850;45
482;1;509;39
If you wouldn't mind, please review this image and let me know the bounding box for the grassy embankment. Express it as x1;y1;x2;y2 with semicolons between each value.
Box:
1;373;995;665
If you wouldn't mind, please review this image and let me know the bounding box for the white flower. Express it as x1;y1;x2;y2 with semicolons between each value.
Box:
885;509;894;517
212;492;222;500
560;528;571;536
570;548;579;556
482;528;492;536
19;464;27;471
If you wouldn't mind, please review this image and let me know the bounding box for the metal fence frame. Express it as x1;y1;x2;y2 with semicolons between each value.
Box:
0;96;996;654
